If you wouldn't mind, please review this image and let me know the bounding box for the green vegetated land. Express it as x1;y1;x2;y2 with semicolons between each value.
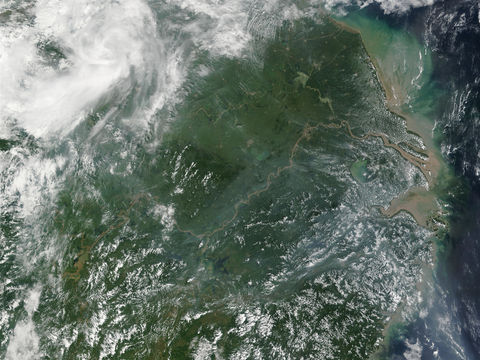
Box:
46;18;434;359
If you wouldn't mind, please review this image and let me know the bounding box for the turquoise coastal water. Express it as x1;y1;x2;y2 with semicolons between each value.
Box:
339;9;467;357
0;1;462;358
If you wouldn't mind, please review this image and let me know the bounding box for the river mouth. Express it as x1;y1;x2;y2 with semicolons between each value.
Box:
0;1;472;359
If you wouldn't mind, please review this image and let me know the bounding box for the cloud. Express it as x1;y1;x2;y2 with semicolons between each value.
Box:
6;285;42;360
324;0;437;14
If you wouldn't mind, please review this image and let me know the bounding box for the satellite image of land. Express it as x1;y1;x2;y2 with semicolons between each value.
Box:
2;0;480;359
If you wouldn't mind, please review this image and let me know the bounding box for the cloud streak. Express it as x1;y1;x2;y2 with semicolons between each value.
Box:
324;0;437;14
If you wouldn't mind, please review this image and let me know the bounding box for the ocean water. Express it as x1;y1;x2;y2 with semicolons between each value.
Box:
0;0;477;359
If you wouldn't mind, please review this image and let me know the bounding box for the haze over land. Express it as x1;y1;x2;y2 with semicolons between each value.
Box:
0;0;476;358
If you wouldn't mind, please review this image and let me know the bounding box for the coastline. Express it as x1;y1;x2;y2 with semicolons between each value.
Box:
330;16;446;229
330;14;452;358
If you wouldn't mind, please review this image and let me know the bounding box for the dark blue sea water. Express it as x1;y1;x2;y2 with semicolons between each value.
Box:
1;0;479;358
372;1;480;358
